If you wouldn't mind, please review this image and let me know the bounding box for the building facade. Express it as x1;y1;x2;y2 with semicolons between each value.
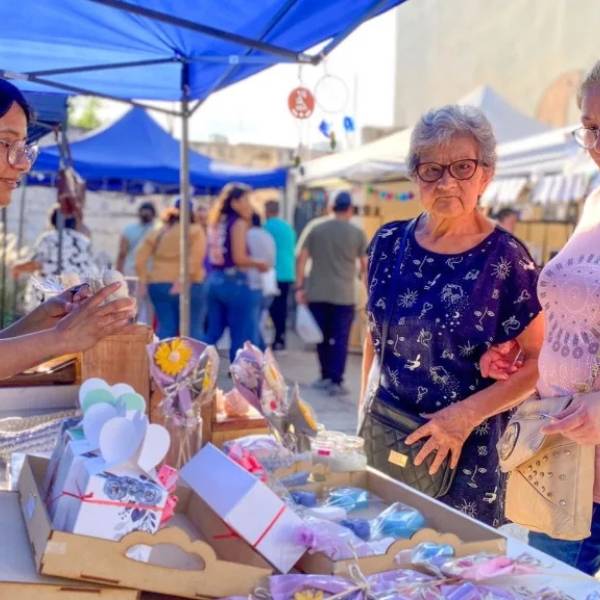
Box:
394;0;600;128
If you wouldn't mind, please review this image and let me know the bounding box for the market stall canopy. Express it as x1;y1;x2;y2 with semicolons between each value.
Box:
458;86;550;143
482;125;597;206
0;0;405;102
297;85;551;184
30;107;287;193
22;91;68;143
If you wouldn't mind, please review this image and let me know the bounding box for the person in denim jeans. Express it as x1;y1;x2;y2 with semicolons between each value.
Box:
135;200;206;340
481;60;600;575
203;184;268;362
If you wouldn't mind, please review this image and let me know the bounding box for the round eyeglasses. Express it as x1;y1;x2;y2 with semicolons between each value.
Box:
0;139;39;169
572;127;600;150
416;158;481;183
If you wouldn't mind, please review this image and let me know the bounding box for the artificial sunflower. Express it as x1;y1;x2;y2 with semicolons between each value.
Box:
154;338;192;377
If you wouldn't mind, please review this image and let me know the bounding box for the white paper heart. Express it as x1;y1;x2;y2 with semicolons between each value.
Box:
99;416;146;467
81;389;116;413
79;377;146;414
82;402;119;449
137;423;171;473
118;392;146;413
79;378;110;409
110;383;135;398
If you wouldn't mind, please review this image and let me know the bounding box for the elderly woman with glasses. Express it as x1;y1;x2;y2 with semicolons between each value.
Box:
0;78;135;380
360;104;544;526
480;61;600;573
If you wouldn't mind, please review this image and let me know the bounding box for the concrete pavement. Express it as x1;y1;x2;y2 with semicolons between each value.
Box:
216;332;361;434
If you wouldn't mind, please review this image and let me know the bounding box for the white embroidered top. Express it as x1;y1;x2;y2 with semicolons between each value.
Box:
536;187;600;500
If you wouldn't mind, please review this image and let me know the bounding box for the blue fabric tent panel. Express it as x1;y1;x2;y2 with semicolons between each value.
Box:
0;0;405;101
32;107;287;192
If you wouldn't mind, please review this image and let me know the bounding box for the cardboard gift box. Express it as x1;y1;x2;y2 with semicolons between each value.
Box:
19;455;271;599
56;459;168;540
200;462;507;577
0;488;138;600
291;468;507;575
180;443;306;573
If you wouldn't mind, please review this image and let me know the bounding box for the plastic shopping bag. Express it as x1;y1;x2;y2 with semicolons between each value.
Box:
295;304;324;344
261;269;280;297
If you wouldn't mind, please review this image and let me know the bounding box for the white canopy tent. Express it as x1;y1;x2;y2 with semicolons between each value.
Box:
297;85;550;185
484;125;600;206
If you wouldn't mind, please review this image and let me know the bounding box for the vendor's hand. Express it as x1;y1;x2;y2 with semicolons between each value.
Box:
405;402;481;475
28;284;92;331
11;264;23;279
541;391;600;445
169;280;182;295
295;288;307;305
54;283;135;353
480;340;523;381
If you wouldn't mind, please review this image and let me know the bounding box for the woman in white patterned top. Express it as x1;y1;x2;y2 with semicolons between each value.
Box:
482;60;600;574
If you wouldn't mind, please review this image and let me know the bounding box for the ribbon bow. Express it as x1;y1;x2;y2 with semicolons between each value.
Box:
227;446;266;482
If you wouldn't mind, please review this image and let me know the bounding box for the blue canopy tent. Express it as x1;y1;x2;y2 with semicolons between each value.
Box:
32;107;287;194
0;0;406;335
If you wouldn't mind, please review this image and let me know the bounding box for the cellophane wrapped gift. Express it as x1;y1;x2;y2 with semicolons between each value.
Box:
231;343;318;452
148;337;219;468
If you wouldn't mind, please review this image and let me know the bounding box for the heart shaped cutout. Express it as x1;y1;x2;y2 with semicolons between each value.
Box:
110;383;135;398
99;417;146;467
81;389;117;413
137;424;171;472
83;402;120;449
118;392;146;413
79;378;110;409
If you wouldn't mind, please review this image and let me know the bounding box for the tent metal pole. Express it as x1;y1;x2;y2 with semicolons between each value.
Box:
194;0;302;102
86;0;314;64
179;69;191;338
1;71;182;117
28;57;178;78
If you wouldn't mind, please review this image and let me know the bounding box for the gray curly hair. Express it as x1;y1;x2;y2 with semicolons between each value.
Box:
577;60;600;108
408;104;497;179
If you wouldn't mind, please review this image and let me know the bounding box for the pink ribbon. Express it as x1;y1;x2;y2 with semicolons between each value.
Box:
227;446;266;482
157;464;179;525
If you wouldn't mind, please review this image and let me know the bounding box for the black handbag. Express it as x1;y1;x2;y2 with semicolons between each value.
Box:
359;218;456;498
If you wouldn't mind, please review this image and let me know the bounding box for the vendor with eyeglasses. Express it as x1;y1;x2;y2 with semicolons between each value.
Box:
360;104;544;526
0;78;135;379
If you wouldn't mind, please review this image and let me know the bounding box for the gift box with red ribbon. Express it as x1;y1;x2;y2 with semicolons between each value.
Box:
181;443;306;573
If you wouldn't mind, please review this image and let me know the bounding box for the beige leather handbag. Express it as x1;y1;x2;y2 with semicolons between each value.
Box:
497;395;595;541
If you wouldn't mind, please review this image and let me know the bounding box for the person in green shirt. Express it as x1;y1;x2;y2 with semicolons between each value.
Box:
264;200;296;351
295;191;368;396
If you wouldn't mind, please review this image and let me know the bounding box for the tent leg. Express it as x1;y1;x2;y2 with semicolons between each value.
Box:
179;97;191;338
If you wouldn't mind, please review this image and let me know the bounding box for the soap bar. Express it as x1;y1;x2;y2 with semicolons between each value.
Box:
290;490;318;508
305;506;347;521
102;269;129;302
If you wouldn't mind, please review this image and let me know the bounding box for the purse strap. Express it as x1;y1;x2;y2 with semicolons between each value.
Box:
378;217;419;369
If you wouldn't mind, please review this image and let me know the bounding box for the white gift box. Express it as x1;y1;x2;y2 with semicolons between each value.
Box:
181;443;306;573
56;457;168;541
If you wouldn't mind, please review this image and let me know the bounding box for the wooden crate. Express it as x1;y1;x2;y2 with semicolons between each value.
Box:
78;324;154;402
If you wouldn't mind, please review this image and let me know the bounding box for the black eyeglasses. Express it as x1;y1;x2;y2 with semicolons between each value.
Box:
572;127;600;150
416;158;481;183
0;139;39;169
